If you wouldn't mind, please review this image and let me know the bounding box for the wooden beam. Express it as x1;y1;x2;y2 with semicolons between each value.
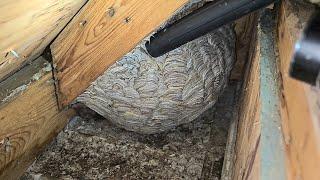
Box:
0;0;87;81
230;13;258;80
277;1;320;179
51;0;188;108
0;57;74;179
233;16;260;180
233;9;287;180
259;10;286;179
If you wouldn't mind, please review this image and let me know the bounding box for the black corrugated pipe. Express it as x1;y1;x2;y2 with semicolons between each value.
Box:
145;0;276;57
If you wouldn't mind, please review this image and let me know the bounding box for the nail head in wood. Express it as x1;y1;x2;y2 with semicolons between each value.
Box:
79;20;87;27
107;7;115;17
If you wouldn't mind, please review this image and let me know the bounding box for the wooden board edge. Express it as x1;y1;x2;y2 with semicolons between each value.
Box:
276;0;320;179
50;0;188;108
0;57;74;179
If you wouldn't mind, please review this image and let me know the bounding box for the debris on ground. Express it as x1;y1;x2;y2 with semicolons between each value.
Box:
21;83;239;180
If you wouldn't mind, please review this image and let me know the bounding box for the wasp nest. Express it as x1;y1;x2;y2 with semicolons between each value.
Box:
77;1;236;134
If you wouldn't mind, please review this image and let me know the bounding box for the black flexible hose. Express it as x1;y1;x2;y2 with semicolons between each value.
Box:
145;0;276;57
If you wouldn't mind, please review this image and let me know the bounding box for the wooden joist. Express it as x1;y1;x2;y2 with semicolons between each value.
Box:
51;0;188;108
277;1;320;179
0;0;87;81
233;14;260;180
0;57;74;179
230;14;258;80
234;9;287;180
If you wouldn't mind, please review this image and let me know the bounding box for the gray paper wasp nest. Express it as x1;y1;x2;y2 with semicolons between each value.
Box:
78;0;236;134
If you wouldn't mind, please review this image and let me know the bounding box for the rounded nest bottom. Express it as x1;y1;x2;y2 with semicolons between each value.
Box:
78;1;236;134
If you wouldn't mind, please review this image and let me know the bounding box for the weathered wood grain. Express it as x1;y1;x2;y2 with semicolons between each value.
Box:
223;12;264;180
233;10;288;179
277;1;320;179
230;13;258;80
0;0;87;81
233;21;260;180
51;0;188;108
0;57;74;179
259;10;286;179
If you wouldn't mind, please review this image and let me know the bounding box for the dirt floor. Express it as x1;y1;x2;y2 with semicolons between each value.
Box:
21;82;239;180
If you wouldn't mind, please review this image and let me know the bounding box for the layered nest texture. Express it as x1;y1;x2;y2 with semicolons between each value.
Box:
77;0;236;134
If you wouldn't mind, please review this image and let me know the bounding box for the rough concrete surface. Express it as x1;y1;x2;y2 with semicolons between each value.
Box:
21;83;238;180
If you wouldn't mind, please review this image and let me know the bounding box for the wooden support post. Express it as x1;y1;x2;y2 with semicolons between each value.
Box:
233;14;261;180
0;0;87;81
51;0;188;108
234;1;320;179
277;0;320;179
233;9;287;180
0;57;74;179
221;13;259;177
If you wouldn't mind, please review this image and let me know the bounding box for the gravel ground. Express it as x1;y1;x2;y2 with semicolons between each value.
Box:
21;83;238;180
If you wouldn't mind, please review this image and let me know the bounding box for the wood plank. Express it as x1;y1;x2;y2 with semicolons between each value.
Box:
233;10;287;179
259;10;286;180
51;0;188;108
230;13;258;80
233;14;260;180
0;57;74;179
224;12;260;180
277;1;320;179
221;84;241;180
0;0;87;81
